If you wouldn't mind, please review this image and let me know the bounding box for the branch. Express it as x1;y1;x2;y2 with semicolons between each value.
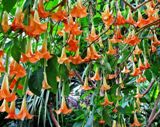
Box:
49;0;67;12
142;79;155;96
123;0;152;11
74;71;84;84
147;93;160;126
48;104;61;127
148;109;160;127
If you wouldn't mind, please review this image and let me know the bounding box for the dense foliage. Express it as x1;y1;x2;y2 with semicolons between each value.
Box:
0;0;160;127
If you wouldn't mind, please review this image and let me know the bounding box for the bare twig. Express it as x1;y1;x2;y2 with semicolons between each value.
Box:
48;104;61;127
74;71;84;84
147;93;160;127
123;0;152;11
142;79;155;96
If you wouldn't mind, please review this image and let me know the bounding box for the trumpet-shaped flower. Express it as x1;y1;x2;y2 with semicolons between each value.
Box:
100;77;111;91
81;77;92;91
90;67;101;81
58;47;70;64
16;97;33;120
131;113;142;127
5;101;17;119
1;11;10;33
42;72;51;89
0;99;9;113
11;8;24;31
24;11;47;37
71;0;87;18
0;74;17;102
55;96;72;115
38;0;50;18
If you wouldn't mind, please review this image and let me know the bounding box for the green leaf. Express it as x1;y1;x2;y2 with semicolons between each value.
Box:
23;0;32;11
46;56;58;93
144;69;152;82
2;0;17;12
28;68;43;96
59;64;68;80
63;81;70;96
11;41;21;63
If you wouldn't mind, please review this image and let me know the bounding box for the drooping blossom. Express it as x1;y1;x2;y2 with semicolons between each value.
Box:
16;97;33;120
67;35;79;52
42;71;51;89
58;47;70;64
1;11;10;33
86;25;99;43
101;93;113;106
130;113;142;127
90;67;101;81
38;0;50;18
106;41;117;55
100;76;111;91
114;10;126;25
81;77;92;91
126;9;136;25
0;99;9;113
71;0;87;18
55;96;72;115
5;101;17;119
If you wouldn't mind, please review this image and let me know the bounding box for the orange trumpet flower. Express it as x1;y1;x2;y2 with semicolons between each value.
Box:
86;25;99;43
58;47;70;64
81;77;92;91
51;6;67;22
115;10;126;25
10;77;23;90
131;62;142;77
90;67;101;81
102;6;114;26
38;0;50;18
69;48;84;64
144;57;150;69
136;75;146;83
24;11;47;37
5;101;17;119
55;96;72;115
11;8;24;31
40;41;52;60
133;45;142;55
9;60;26;78
121;66;130;74
124;31;141;46
16;97;33;120
106;41;117;55
109;27;123;43
71;0;87;18
126;9;136;25
131;113;142;127
100;76;111;91
0;99;9;113
135;10;149;28
42;72;51;89
101;93;113;106
0;74;17;102
152;34;160;47
138;58;145;71
67;35;79;52
1;11;10;33
0;57;5;73
64;16;82;35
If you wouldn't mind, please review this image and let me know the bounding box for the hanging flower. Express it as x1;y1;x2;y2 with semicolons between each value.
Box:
106;41;117;55
121;66;130;74
67;35;79;52
133;45;142;55
55;96;72;115
131;62;142;77
86;25;99;43
42;71;51;89
5;101;17;119
81;77;92;91
126;9;136;25
84;44;101;62
58;47;70;64
10;77;23;90
71;0;87;18
0;74;17;102
11;7;24;31
51;6;67;22
16;97;33;120
69;48;84;64
24;10;47;37
0;99;10;113
131;113;142;127
40;41;52;60
124;31;141;46
0;57;5;74
1;11;10;33
109;27;123;43
100;76;111;91
64;16;82;35
101;93;113;106
38;0;50;18
99;119;105;125
136;75;146;83
138;58;146;71
90;67;101;81
114;10;126;25
102;6;114;27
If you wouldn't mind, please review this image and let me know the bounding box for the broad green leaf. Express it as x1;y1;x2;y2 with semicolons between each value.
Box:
28;68;43;96
2;0;17;12
11;41;21;63
46;56;58;93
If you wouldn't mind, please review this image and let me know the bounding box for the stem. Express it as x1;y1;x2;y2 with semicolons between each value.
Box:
142;79;155;96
